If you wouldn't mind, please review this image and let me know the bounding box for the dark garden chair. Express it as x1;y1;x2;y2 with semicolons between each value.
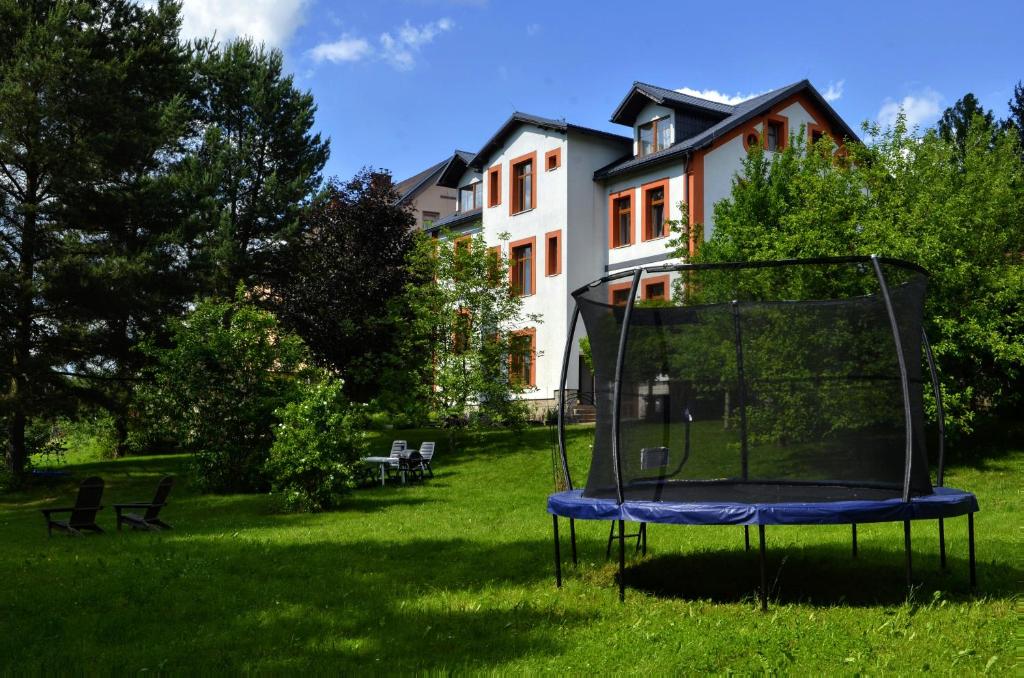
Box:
114;476;174;531
41;476;105;537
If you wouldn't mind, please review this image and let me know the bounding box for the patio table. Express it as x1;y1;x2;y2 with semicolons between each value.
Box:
360;456;397;488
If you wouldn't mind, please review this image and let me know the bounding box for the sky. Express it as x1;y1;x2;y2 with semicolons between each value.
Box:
165;0;1024;183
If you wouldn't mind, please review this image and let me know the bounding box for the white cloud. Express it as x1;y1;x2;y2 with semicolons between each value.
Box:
823;80;844;102
674;87;764;106
152;0;310;48
877;89;943;129
308;34;372;64
310;18;454;71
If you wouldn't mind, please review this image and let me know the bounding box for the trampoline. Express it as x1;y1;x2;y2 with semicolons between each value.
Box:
547;256;978;609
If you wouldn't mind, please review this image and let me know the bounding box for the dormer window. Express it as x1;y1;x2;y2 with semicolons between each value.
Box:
638;116;671;156
460;182;482;211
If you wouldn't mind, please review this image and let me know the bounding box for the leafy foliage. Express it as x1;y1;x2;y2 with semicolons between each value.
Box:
395;228;538;427
266;376;368;512
679;117;1024;437
269;170;417;401
139;293;308;493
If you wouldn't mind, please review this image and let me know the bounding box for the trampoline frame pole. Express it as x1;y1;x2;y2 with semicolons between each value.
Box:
871;255;915;503
758;525;767;612
744;525;750;552
904;519;912;588
731;300;749;481
852;523;858;559
618;519;626;602
570;518;577;566
938;518;946;569
611;269;643;507
922;329;946;487
556;305;581;493
968;512;976;588
553;515;562;588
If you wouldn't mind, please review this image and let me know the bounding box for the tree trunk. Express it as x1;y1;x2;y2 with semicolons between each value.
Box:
6;412;27;479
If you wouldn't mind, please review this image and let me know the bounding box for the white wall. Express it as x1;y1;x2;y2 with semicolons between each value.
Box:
481;125;569;401
601;164;686;269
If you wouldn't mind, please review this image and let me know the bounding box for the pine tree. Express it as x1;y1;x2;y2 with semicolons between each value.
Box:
0;0;187;476
181;39;330;297
1005;80;1024;161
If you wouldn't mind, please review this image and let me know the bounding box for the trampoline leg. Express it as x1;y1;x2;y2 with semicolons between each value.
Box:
904;520;912;588
758;525;768;612
570;518;578;566
618;519;626;603
606;521;615;560
852;523;858;559
968;512;976;589
938;518;946;570
553;515;562;588
744;525;750;552
641;522;647;556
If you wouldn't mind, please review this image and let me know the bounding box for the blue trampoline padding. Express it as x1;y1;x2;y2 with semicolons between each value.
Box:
547;487;979;526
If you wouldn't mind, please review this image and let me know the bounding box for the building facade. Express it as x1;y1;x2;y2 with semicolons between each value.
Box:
422;79;857;418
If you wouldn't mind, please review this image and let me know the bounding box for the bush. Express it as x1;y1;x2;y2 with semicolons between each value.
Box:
265;376;368;511
140;292;308;493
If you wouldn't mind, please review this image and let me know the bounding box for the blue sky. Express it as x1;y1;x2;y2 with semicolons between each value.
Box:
170;0;1024;183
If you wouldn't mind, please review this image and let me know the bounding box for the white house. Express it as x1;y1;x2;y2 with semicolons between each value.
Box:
423;79;858;418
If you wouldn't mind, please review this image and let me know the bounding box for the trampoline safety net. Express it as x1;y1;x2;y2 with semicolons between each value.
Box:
573;257;932;504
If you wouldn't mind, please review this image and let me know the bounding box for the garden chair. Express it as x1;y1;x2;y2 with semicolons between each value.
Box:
385;440;407;479
41;476;105;536
114;476;174;531
414;442;436;477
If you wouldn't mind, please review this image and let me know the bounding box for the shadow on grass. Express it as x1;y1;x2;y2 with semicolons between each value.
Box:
621;542;1021;607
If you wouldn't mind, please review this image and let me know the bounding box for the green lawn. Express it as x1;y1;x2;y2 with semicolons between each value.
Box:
0;425;1019;673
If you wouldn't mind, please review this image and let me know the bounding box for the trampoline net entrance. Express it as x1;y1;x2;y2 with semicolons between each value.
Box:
573;258;932;504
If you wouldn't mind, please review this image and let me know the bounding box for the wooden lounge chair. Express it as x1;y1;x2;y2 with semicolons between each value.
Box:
114;476;174;531
41;476;105;536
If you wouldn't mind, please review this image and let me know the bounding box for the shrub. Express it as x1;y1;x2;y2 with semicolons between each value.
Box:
140;292;308;493
266;376;368;511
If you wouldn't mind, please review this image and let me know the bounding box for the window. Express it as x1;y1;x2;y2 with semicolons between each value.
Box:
807;123;829;149
545;230;561;276
638;116;671;156
608;190;633;248
509;237;535;296
454;235;471;255
608;282;633;306
423;211;440;228
743;130;761;151
642;275;670;302
545;148;561;171
765;115;787;152
509;329;536;387
460;182;482;211
487;165;502;207
509;152;536;214
641;179;669;241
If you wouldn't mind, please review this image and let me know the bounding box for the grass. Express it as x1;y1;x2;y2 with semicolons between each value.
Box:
0;424;1019;673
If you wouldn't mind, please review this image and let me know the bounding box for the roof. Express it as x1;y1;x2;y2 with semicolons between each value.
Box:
610;81;735;124
425;206;482;233
436;150;477;188
595;79;861;181
394;157;449;205
469;112;631;170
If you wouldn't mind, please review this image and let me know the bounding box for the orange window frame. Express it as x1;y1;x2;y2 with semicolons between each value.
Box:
544;148;561;171
487;164;502;207
508;151;537;215
764;114;789;152
607;280;634;306
544;229;561;276
742;127;762;152
642;274;671;301
641;178;670;241
509;327;537;387
608;189;635;249
508;235;536;297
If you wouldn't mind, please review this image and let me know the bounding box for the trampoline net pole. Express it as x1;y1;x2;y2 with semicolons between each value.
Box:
731;300;749;481
922;329;946;487
610;269;643;506
871;255;915;503
556;304;581;491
